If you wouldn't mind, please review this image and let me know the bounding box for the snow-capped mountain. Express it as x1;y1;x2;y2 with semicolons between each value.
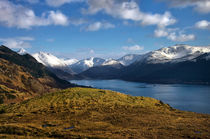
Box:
205;53;210;60
62;58;78;66
22;44;210;82
102;59;121;66
78;45;210;84
33;52;67;67
32;52;78;68
32;52;79;79
70;57;105;73
136;44;210;64
17;48;27;55
117;54;142;66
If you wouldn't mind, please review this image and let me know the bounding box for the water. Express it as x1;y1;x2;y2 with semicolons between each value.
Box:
70;79;210;114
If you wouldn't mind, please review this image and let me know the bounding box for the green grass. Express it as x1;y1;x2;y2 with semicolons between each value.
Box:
0;87;209;138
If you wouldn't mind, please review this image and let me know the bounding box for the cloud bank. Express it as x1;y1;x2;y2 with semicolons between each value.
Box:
159;0;210;13
195;20;210;30
45;0;84;7
84;0;176;28
0;0;69;29
122;45;144;51
0;36;34;48
85;22;115;31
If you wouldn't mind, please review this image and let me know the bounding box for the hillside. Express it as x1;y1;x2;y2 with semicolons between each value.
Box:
121;53;210;84
79;64;124;79
0;87;209;138
0;45;76;104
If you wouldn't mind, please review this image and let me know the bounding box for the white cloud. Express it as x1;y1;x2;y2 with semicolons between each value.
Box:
140;12;176;28
122;45;144;51
0;36;34;48
0;0;69;29
70;18;87;26
160;0;210;13
154;27;169;37
23;0;39;4
195;20;210;29
168;32;195;42
48;11;69;26
85;22;115;31
154;27;195;42
45;0;84;7
84;0;176;28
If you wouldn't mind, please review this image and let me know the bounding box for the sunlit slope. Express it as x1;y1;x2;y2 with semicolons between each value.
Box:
0;45;76;104
0;88;209;138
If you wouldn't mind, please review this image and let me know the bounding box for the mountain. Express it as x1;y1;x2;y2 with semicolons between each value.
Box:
135;44;210;64
121;53;210;84
17;48;27;55
32;52;78;79
70;57;106;73
62;58;78;65
0;45;75;104
79;63;124;79
117;54;142;66
120;45;210;84
78;45;210;84
102;59;121;66
32;52;78;68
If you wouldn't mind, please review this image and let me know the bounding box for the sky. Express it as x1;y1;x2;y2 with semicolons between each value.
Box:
0;0;210;60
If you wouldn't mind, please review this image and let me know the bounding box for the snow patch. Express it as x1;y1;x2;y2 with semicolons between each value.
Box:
17;48;27;55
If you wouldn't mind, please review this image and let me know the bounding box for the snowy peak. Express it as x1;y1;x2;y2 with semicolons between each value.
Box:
70;57;105;73
156;44;210;59
117;54;142;66
62;58;78;65
32;52;78;67
73;57;105;68
102;59;121;66
33;52;66;67
17;48;27;55
139;44;210;64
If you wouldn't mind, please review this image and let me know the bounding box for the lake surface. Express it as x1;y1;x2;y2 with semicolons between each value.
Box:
70;80;210;114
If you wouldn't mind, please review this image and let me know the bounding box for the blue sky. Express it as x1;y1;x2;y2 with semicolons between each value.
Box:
0;0;210;59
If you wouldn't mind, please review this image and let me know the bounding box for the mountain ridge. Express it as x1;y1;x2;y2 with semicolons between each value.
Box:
77;45;210;85
16;44;210;84
0;45;76;104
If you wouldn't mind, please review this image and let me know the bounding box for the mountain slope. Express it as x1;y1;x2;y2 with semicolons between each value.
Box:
32;52;78;79
17;48;27;55
136;44;210;64
70;57;105;73
117;54;142;66
79;63;124;79
0;45;75;104
0;87;209;138
120;52;210;84
32;52;78;68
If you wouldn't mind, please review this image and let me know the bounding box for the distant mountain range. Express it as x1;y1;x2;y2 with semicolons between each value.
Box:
19;50;140;79
18;44;210;84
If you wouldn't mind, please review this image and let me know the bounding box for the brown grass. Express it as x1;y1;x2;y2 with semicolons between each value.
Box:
0;87;209;138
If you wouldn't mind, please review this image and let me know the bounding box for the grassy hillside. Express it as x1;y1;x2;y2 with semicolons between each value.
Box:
0;45;77;104
0;45;74;89
0;88;209;138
